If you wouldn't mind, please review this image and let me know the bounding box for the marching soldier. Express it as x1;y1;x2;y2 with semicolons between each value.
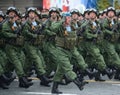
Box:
0;10;16;89
83;8;114;81
0;11;9;89
101;7;120;80
70;9;94;80
2;7;33;88
43;7;87;94
22;7;51;87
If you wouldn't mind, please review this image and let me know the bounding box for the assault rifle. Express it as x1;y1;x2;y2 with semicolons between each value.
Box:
93;24;102;43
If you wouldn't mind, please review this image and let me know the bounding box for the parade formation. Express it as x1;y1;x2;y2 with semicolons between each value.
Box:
0;6;120;94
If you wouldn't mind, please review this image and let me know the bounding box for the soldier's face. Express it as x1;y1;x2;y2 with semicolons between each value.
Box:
14;14;19;20
51;11;57;18
99;15;103;19
35;14;39;20
22;18;26;22
29;12;35;19
89;12;96;19
0;17;3;22
85;13;89;19
107;11;115;18
118;15;120;20
71;13;78;20
103;13;107;18
8;11;16;18
65;16;71;24
78;15;83;20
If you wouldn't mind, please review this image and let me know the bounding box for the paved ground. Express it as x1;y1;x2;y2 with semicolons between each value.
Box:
0;76;120;95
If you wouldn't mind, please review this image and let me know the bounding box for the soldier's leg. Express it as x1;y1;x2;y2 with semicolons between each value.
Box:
71;47;88;71
22;47;33;76
26;46;46;75
53;54;77;82
45;57;57;77
0;64;4;76
103;41;120;69
115;43;120;58
0;64;9;89
37;49;46;70
18;49;26;68
6;47;25;77
23;54;33;76
0;56;13;89
24;44;51;86
85;42;106;71
43;43;60;76
71;47;95;80
0;49;8;68
103;42;120;80
37;49;54;86
84;42;114;80
51;48;86;94
0;49;13;80
77;41;86;58
5;45;33;88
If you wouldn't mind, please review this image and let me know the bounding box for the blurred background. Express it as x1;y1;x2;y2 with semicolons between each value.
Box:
0;0;120;13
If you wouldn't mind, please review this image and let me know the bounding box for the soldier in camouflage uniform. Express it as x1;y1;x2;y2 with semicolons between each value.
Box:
42;7;86;94
40;11;57;79
0;11;10;89
115;10;120;58
101;7;120;80
2;7;33;88
22;7;51;87
77;9;91;57
83;8;114;81
69;9;95;80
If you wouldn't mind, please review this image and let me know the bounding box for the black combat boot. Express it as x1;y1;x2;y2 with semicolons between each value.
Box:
25;76;32;82
103;68;115;79
85;68;96;79
95;72;105;81
27;78;32;82
51;82;62;94
47;74;54;79
39;74;52;87
19;76;33;88
73;78;86;91
1;74;16;86
114;70;120;80
27;71;34;77
0;75;9;89
64;75;72;85
4;72;13;78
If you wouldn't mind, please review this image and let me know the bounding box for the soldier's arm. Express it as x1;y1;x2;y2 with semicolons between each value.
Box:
43;22;57;36
44;29;56;36
2;23;17;38
103;29;113;35
22;24;37;38
84;26;97;39
101;19;113;35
